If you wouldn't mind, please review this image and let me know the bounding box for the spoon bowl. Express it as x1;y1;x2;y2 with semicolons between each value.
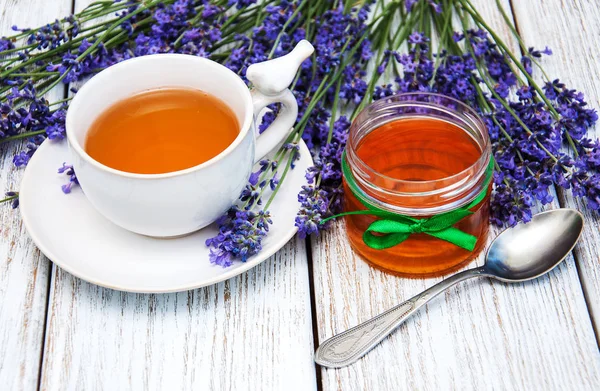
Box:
484;209;584;282
315;209;585;368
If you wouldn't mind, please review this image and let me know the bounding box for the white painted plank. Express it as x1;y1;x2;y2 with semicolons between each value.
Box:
511;0;600;340
40;238;317;391
311;1;600;390
0;0;71;390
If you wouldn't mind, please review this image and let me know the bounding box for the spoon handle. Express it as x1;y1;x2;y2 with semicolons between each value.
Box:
314;267;486;368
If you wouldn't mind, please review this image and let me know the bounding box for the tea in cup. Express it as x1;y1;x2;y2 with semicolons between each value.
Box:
66;40;314;237
85;87;241;174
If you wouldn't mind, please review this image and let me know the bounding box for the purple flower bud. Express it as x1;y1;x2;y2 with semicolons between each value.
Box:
248;171;260;186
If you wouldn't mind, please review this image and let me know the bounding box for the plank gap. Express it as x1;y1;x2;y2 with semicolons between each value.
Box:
36;265;55;391
507;0;522;48
305;237;324;391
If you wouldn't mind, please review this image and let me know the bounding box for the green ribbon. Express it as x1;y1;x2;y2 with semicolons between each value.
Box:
324;152;494;252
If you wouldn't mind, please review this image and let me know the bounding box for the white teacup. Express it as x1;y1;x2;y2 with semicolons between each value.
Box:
66;41;314;237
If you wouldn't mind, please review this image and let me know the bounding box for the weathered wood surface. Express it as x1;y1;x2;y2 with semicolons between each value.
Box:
310;1;600;390
2;0;600;390
39;238;316;391
511;0;600;340
0;0;70;390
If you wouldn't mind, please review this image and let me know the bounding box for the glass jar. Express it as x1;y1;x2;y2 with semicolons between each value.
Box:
343;93;492;277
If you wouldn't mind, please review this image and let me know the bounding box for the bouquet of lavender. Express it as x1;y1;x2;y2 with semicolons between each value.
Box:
1;0;598;267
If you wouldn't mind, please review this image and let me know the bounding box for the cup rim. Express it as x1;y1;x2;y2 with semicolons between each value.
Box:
65;53;254;179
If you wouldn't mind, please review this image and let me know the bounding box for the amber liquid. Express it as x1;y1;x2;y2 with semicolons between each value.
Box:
344;117;490;277
85;88;239;174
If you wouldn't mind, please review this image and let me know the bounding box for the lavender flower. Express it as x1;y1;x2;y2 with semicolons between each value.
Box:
205;207;272;267
406;0;442;13
296;185;328;238
58;163;79;194
4;192;19;209
12;135;45;167
228;0;257;10
296;116;349;237
0;38;14;51
490;174;534;227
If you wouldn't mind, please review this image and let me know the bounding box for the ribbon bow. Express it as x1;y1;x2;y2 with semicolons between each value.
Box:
322;152;493;252
361;201;481;251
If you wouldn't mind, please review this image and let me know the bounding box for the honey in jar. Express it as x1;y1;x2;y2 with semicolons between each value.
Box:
343;93;492;277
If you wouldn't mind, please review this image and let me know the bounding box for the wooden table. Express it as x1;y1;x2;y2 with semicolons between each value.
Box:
1;0;600;390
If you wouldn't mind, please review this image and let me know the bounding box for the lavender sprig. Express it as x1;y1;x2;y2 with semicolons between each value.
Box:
205;207;272;267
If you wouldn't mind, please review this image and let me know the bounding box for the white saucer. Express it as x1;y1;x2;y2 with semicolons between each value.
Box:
19;140;312;293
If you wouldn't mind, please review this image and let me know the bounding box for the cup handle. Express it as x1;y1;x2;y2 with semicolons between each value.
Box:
246;40;314;163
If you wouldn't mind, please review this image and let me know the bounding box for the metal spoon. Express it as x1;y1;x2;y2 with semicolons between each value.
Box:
314;208;584;368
